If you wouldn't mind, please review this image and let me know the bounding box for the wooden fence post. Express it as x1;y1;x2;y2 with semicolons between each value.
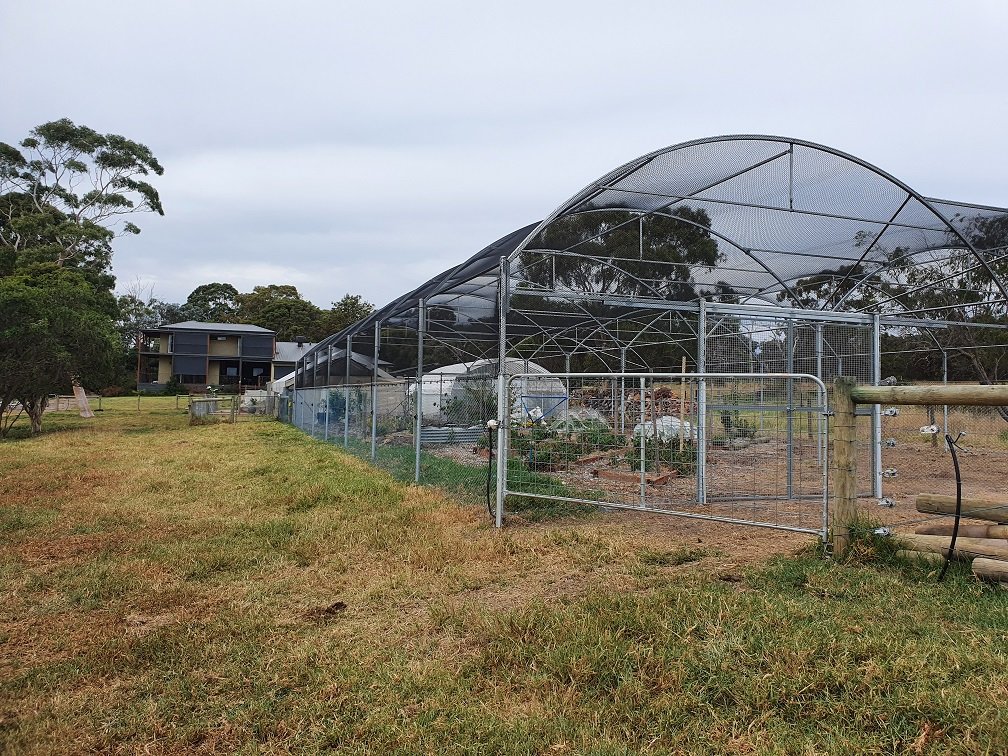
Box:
832;377;857;556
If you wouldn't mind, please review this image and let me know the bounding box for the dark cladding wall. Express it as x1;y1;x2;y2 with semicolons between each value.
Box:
173;331;208;354
172;355;206;376
242;335;274;358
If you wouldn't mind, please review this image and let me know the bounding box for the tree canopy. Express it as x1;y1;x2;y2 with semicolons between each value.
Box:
1;118;163;278
521;207;721;300
323;293;374;336
0;118;164;435
234;285;324;341
1;268;120;435
184;282;239;322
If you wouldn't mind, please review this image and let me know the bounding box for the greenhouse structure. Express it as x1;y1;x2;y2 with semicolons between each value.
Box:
285;135;1008;538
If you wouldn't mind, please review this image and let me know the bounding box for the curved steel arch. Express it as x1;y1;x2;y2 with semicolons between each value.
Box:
508;135;1008;309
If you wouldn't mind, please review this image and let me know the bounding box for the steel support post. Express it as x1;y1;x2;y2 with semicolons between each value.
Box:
815;324;824;466
786;319;795;499
324;347;331;441
495;256;509;528
871;314;883;499
293;359;299;429
496;373;506;527
415;300;425;484
620;347;627;434
564;353;571;420
371;321;380;461
942;350;949;436
344;335;351;447
639;376;646;507
696;300;707;505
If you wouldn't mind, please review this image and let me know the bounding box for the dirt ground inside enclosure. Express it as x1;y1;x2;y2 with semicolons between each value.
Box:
873;442;1008;530
874;405;1008;536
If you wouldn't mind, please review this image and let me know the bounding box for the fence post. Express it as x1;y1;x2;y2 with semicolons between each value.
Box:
871;314;883;499
496;373;506;528
294;357;300;429
815;324;824;465
344;335;352;447
619;347;626;434
696;299;707;505
678;356;686;452
414;299;425;484
942;350;949;436
832;377;857;556
639;377;646;507
786;319;795;499
564;353;571;421
372;320;380;461
495;255;509;528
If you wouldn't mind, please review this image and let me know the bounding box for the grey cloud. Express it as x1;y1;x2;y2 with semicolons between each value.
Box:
2;0;1006;309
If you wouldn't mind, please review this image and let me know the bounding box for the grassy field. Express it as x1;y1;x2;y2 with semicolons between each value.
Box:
1;403;1007;754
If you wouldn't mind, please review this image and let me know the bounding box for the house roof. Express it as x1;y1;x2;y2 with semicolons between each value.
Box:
274;341;315;363
159;321;275;334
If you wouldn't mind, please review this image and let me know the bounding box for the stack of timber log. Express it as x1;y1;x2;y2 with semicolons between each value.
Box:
906;493;1008;588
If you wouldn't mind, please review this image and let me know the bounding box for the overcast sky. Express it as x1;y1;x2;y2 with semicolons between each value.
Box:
2;1;1006;310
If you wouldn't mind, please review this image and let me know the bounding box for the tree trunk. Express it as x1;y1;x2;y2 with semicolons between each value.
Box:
22;396;47;435
959;348;1008;424
0;398;20;438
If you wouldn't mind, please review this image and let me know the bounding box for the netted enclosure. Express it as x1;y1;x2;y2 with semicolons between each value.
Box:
287;136;1008;535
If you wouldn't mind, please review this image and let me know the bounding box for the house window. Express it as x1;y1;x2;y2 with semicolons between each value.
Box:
225;367;238;377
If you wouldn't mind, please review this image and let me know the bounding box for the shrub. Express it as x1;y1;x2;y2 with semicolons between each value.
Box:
624;439;696;474
160;376;187;396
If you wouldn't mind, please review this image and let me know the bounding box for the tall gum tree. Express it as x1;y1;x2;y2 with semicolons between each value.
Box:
0;118;164;434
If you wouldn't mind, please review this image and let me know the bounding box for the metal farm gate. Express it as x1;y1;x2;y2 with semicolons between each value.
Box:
496;372;829;538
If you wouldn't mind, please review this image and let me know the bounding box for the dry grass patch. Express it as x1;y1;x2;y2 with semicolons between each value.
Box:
1;405;1006;754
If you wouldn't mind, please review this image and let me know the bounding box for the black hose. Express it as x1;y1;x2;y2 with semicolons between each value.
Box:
937;433;964;582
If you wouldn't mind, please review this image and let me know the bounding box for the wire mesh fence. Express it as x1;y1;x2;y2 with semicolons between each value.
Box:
500;372;828;535
188;395;238;425
287;378;498;502
875;393;1008;512
282;363;1004;539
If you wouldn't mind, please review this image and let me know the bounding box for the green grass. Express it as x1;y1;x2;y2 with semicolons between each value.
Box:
1;407;1006;753
342;438;597;521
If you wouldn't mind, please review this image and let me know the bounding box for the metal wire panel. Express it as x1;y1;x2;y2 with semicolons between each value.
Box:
502;372;828;537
